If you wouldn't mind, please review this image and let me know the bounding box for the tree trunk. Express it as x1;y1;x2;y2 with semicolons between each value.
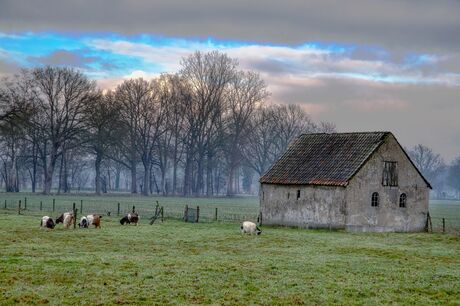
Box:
142;158;150;196
95;153;102;195
43;148;57;194
183;151;192;196
226;166;234;196
131;160;137;193
206;151;213;196
115;166;121;191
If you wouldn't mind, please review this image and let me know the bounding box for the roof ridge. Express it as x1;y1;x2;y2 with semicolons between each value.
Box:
299;131;391;136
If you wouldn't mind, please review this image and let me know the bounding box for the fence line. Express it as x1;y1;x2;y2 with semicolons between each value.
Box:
0;197;260;223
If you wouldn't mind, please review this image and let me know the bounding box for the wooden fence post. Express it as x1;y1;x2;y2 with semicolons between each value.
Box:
80;200;83;215
184;205;188;222
442;218;445;233
215;208;218;221
52;199;55;212
161;207;164;222
117;203;120;216
18;200;21;215
24;197;27;210
196;206;200;223
4;199;6;209
426;212;432;233
132;205;135;213
40;201;43;211
73;203;77;229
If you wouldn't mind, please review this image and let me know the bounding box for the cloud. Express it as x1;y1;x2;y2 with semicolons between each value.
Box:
87;37;460;86
0;31;459;160
1;0;459;53
28;49;98;68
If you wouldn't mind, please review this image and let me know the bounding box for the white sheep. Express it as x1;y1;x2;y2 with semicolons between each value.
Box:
241;221;262;235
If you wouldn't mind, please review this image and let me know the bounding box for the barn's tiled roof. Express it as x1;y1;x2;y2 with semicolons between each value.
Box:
259;132;390;186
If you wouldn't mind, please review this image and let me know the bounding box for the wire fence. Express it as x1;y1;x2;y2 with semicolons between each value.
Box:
0;196;261;223
430;217;460;235
2;195;459;233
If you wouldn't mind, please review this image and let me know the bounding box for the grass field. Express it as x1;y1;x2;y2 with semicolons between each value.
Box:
0;211;459;305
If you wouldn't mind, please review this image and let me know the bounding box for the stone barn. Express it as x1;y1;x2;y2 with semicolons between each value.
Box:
259;132;431;232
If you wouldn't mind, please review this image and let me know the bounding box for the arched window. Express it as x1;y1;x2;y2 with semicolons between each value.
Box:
399;193;407;208
371;192;379;207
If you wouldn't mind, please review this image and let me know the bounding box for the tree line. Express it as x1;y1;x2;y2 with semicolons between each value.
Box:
407;144;460;200
0;50;335;196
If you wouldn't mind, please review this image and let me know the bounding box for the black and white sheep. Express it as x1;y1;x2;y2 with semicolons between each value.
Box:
78;216;89;228
40;216;55;229
120;212;139;226
241;221;262;235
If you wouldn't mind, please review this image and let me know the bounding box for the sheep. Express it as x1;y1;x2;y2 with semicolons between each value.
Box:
56;212;74;228
120;212;139;226
241;221;262;235
79;214;102;228
88;214;102;228
78;216;89;228
40;216;55;229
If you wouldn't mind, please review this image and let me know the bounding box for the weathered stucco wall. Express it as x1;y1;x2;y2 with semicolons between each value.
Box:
346;134;429;232
260;184;347;229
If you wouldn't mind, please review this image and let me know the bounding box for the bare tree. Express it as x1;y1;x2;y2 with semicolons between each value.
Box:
155;74;188;195
224;70;269;195
114;78;167;195
447;157;460;199
408;144;445;183
27;67;96;194
83;90;120;195
241;105;281;176
180;51;237;195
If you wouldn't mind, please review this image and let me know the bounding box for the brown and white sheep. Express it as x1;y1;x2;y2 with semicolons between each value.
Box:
56;212;74;228
79;214;102;228
120;212;139;226
88;214;102;228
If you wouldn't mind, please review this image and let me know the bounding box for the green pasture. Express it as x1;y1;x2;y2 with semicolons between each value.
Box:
0;212;459;305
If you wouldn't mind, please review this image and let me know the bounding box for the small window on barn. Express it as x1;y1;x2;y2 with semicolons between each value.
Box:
399;193;407;208
287;192;290;199
382;161;398;186
297;190;301;200
371;192;379;207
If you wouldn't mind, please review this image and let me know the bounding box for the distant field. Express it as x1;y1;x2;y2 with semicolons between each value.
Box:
0;212;459;304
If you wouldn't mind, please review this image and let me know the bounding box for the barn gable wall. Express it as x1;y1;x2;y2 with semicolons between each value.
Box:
260;184;347;228
346;134;429;232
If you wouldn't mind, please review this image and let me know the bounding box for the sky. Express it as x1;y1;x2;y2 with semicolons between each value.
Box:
0;0;459;161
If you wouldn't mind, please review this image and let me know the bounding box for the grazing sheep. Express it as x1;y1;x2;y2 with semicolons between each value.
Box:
78;214;102;228
79;216;89;228
40;216;55;229
56;212;74;228
88;214;102;228
120;212;139;226
241;221;262;235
